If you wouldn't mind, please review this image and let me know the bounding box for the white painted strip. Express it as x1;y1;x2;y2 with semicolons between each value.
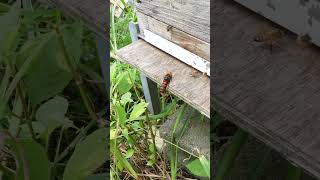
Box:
143;29;210;76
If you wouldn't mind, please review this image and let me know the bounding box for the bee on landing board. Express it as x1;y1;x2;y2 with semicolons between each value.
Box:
253;29;282;54
160;71;172;96
296;33;311;48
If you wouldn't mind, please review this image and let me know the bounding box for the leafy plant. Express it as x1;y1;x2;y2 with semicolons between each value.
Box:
0;1;107;179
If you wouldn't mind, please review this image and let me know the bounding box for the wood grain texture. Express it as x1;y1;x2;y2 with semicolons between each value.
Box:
47;0;107;39
117;40;210;117
213;0;320;178
137;12;210;61
137;0;210;43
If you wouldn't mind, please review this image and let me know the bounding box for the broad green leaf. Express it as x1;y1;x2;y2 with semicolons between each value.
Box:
61;22;83;63
120;92;132;106
15;34;42;66
186;158;210;177
63;128;108;180
114;102;126;126
2;33;56;120
199;155;210;177
35;96;70;142
122;128;134;145
16;33;72;106
129;101;148;120
110;139;138;179
18;121;45;139
0;2;20;57
56;23;83;72
8;139;51;180
115;71;133;95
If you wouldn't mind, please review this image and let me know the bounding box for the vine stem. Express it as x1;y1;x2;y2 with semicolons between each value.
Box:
55;27;98;124
54;121;95;164
52;27;99;164
145;110;157;155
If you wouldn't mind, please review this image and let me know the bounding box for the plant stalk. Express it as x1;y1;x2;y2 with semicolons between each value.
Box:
55;28;99;125
53;119;95;164
145;110;157;156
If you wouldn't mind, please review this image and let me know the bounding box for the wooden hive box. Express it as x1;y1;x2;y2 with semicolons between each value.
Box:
117;0;210;116
136;0;210;75
234;0;320;47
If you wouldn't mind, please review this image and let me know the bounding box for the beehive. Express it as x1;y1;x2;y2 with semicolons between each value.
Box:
136;0;210;75
117;0;210;116
235;0;320;47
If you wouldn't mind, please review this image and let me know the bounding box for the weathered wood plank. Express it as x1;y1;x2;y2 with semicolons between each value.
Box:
117;40;210;117
137;12;210;61
137;0;210;43
213;0;320;178
47;0;107;40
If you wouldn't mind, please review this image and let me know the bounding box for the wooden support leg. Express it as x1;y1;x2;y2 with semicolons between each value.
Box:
129;21;161;114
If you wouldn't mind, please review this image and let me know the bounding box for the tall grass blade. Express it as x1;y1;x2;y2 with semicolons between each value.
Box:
170;103;187;180
215;129;248;180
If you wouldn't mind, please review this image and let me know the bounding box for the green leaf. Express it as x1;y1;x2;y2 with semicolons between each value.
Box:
63;128;108;180
125;149;134;159
19;121;45;139
120;92;132;106
114;102;126;126
61;22;83;63
129;101;147;120
17;33;72;106
0;2;20;57
110;129;117;140
199;155;210;177
8;139;51;180
186;158;210;177
35;96;70;142
115;71;133;95
110;139;138;179
1;33;56;120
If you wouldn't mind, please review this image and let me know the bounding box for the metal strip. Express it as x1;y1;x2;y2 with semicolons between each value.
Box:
143;29;210;76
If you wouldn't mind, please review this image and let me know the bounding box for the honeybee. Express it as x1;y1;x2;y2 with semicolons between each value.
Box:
190;69;199;77
253;29;282;54
296;33;311;48
160;71;172;96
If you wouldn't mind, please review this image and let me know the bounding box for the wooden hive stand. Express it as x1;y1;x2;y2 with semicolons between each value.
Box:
213;0;320;178
117;0;210;117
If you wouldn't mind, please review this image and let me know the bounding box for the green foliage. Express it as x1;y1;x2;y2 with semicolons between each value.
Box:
186;158;210;178
35;96;75;143
0;1;107;179
63;128;108;180
8;138;51;180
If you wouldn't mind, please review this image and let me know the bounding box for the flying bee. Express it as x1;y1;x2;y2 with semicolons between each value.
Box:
160;71;172;96
253;29;282;54
296;33;311;48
